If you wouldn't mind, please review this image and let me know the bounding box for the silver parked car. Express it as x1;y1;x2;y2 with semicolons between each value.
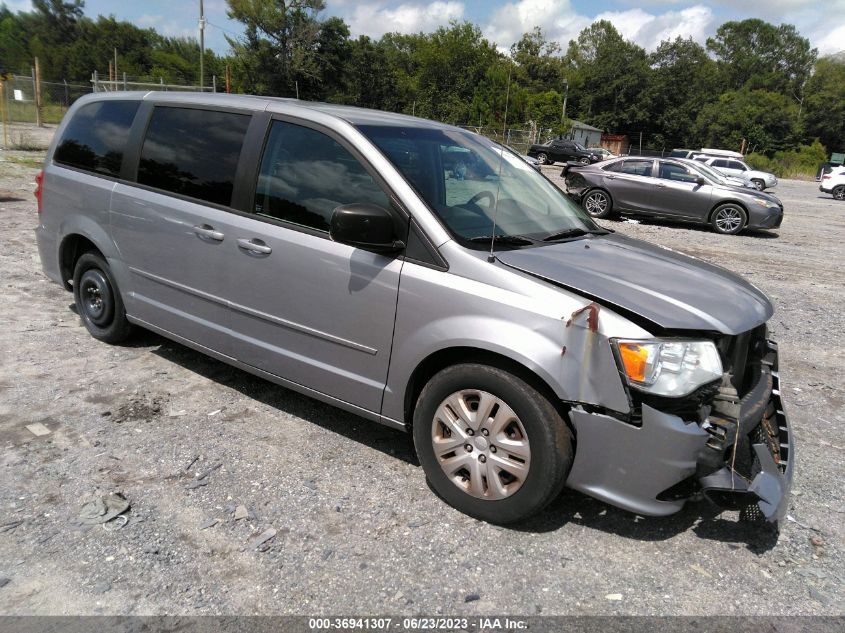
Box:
564;156;784;235
36;93;793;525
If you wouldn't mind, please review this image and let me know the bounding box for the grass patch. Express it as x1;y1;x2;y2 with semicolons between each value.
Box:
3;155;44;168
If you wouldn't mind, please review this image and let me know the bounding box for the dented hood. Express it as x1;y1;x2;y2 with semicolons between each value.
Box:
497;233;773;334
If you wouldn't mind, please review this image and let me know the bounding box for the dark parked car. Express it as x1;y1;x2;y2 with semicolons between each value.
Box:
564;156;783;235
527;138;600;165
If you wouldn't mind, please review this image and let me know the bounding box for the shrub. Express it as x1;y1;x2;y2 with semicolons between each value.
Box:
746;139;828;179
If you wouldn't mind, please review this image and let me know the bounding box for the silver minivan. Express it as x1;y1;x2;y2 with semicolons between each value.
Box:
35;93;793;526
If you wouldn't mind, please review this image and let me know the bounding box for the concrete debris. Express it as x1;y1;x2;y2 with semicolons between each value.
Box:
78;493;130;525
605;593;623;601
25;422;51;437
199;518;219;530
464;593;480;603
0;577;10;589
234;505;249;521
249;528;277;550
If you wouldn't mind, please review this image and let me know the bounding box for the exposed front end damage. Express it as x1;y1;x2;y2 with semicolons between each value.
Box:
565;327;793;523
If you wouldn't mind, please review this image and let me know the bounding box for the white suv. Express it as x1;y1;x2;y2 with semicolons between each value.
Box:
695;156;778;191
820;166;845;200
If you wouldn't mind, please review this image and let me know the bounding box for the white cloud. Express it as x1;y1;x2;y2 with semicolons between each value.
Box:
3;0;33;12
594;6;716;50
136;14;195;40
332;1;465;39
483;0;589;52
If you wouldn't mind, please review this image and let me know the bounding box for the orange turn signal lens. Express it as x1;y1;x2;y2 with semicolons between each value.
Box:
618;342;651;383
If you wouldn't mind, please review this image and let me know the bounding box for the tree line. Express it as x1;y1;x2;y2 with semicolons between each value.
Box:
2;0;843;155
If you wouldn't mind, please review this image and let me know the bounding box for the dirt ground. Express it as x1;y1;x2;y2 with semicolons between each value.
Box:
0;139;843;616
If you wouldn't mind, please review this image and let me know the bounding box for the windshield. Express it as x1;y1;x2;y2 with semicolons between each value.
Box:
687;161;739;185
357;125;598;246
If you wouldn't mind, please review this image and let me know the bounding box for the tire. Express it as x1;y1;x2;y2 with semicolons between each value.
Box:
73;252;132;344
710;203;747;235
751;179;765;191
578;157;590;165
834;185;845;201
582;189;613;219
536;153;550;165
412;363;573;525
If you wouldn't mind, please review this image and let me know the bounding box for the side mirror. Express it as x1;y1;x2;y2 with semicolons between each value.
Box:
696;176;707;186
330;203;404;253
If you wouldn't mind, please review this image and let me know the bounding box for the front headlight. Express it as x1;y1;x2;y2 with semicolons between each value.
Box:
613;339;723;397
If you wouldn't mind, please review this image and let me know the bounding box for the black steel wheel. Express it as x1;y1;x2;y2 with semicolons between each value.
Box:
73;252;132;343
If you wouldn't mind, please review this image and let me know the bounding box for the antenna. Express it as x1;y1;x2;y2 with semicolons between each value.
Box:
488;63;512;263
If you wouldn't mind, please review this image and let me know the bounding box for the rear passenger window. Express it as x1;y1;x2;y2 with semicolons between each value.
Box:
712;159;728;168
54;100;140;177
138;107;250;207
619;160;653;177
253;120;389;231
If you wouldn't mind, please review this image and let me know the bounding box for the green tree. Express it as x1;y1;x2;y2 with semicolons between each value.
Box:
226;0;326;96
706;19;817;95
642;37;720;148
510;27;564;92
563;20;649;133
695;89;798;153
802;57;845;152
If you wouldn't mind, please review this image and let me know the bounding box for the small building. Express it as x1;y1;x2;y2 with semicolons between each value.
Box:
568;120;603;147
600;133;628;156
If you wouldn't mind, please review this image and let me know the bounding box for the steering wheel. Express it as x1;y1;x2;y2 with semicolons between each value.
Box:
467;191;496;209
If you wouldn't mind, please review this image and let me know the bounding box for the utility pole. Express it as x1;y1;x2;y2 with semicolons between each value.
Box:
34;57;43;127
199;0;206;90
561;78;568;124
114;48;118;91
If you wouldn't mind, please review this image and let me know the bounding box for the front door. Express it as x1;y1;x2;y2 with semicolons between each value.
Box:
649;160;712;219
220;119;404;414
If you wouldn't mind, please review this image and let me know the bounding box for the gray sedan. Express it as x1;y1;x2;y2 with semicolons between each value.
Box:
563;156;783;235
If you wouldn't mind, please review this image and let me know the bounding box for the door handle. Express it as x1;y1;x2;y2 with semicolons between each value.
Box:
237;238;272;255
193;224;224;241
656;183;666;188
605;175;616;180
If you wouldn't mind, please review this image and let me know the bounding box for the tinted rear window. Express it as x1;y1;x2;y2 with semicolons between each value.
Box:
138;106;251;206
54;100;140;177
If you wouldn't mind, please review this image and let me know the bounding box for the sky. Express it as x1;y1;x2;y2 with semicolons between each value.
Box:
3;0;844;56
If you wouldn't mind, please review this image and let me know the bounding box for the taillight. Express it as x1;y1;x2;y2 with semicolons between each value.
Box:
34;170;44;214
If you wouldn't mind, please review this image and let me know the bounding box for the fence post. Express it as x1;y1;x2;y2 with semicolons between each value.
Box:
92;70;98;93
34;57;44;126
123;72;127;91
212;75;216;93
0;80;7;148
160;77;165;92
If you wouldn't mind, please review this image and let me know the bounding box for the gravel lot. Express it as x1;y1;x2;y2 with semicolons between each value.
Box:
0;137;843;616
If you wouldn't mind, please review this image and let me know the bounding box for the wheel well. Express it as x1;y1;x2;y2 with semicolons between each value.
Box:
59;234;102;290
403;347;566;429
708;200;747;223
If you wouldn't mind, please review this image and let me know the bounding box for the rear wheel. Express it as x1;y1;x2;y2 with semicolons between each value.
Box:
833;185;845;201
536;152;551;165
582;189;612;219
751;178;765;191
578;157;590;165
73;252;132;343
710;203;747;235
413;364;573;525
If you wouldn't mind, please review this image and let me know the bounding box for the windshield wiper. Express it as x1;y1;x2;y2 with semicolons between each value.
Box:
467;234;535;246
541;228;610;242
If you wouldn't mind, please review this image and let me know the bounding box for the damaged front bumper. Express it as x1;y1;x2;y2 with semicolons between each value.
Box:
565;338;793;523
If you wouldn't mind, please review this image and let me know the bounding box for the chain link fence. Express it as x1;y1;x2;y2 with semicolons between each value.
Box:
90;71;219;94
1;74;90;126
458;125;553;154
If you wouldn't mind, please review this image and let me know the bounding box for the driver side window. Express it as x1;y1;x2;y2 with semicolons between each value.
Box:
253;120;389;231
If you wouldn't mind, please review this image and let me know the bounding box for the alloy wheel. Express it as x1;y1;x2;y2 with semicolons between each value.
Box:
584;191;608;216
431;389;531;500
714;206;743;233
537;153;548;165
834;187;845;201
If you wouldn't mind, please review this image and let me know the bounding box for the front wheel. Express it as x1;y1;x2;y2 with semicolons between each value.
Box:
536;153;551;165
751;179;765;191
578;157;590;165
711;203;747;235
582;189;613;218
73;252;132;343
833;185;845;201
413;364;573;525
